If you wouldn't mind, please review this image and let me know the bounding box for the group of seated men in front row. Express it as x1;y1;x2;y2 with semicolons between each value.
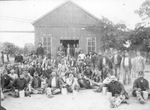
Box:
1;51;150;108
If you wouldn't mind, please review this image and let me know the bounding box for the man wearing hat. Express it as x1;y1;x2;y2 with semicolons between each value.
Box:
9;68;18;80
107;76;129;108
132;71;150;104
36;43;44;58
97;51;113;81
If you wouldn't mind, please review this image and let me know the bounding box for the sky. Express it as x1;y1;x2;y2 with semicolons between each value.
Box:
0;0;146;47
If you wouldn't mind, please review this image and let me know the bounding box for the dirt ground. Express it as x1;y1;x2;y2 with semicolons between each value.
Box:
1;64;150;110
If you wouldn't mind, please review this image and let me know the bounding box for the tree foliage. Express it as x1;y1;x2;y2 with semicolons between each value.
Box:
131;0;150;52
86;16;129;50
129;26;150;51
23;43;35;54
135;0;150;20
1;42;23;55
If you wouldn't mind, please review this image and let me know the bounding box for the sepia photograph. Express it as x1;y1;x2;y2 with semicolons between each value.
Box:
0;0;150;110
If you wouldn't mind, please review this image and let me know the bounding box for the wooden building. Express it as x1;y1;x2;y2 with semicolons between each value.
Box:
33;1;103;56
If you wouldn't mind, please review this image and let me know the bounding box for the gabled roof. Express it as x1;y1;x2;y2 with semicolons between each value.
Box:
32;1;101;25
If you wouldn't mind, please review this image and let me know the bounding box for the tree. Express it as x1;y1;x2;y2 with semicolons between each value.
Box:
23;43;35;54
128;26;150;51
1;42;23;56
135;0;150;20
86;16;130;51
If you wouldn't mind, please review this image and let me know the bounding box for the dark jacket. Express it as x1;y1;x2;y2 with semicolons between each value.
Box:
133;77;149;91
1;74;13;89
97;56;113;71
112;54;122;66
15;55;23;63
31;76;41;89
47;76;60;88
122;57;132;69
107;80;128;98
28;67;35;77
13;78;27;90
36;47;44;57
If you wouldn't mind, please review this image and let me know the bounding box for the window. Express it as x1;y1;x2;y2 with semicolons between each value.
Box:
42;37;52;54
87;37;96;52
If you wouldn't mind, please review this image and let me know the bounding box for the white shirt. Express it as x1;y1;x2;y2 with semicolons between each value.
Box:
103;57;106;65
78;53;86;60
51;77;56;87
124;57;129;66
103;77;111;84
114;54;118;64
9;74;18;80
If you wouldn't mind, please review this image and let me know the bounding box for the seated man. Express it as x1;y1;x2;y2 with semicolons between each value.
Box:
83;65;93;79
57;59;69;77
28;64;35;77
1;69;13;91
46;71;61;95
31;72;43;94
43;65;53;79
35;62;43;77
92;67;101;83
94;69;113;92
107;76;129;108
8;69;18;81
66;73;80;93
85;54;92;66
132;71;150;104
78;73;100;89
12;74;29;97
23;69;33;85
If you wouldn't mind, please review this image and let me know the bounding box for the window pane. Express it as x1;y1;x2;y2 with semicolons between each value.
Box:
43;38;47;41
88;38;92;42
88;42;91;46
48;37;51;41
43;47;46;50
92;47;95;51
47;42;50;45
92;42;95;46
92;38;95;42
48;47;51;52
88;47;91;51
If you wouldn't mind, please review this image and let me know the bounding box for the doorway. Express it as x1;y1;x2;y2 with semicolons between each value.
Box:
60;40;79;48
60;40;79;56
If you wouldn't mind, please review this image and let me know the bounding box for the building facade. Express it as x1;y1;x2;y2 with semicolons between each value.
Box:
33;1;103;56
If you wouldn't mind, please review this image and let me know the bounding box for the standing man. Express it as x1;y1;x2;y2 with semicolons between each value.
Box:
75;44;81;59
78;50;86;61
132;51;145;78
121;52;132;85
1;51;4;64
14;53;23;63
36;43;44;58
97;51;113;81
112;50;122;80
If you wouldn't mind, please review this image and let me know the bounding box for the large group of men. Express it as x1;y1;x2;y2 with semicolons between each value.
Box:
0;43;150;108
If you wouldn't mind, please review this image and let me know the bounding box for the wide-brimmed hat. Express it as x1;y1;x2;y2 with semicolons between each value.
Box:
110;76;117;81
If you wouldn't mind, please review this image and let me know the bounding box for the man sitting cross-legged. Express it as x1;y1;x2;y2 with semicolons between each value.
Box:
94;69;113;93
31;72;42;94
46;71;61;97
12;74;29;97
66;73;80;93
107;76;129;108
132;71;150;104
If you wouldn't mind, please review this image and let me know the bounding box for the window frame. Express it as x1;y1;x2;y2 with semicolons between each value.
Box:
87;37;96;53
42;36;52;54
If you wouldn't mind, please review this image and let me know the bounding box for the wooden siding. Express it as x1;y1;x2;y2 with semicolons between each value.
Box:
33;1;103;56
33;2;98;27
